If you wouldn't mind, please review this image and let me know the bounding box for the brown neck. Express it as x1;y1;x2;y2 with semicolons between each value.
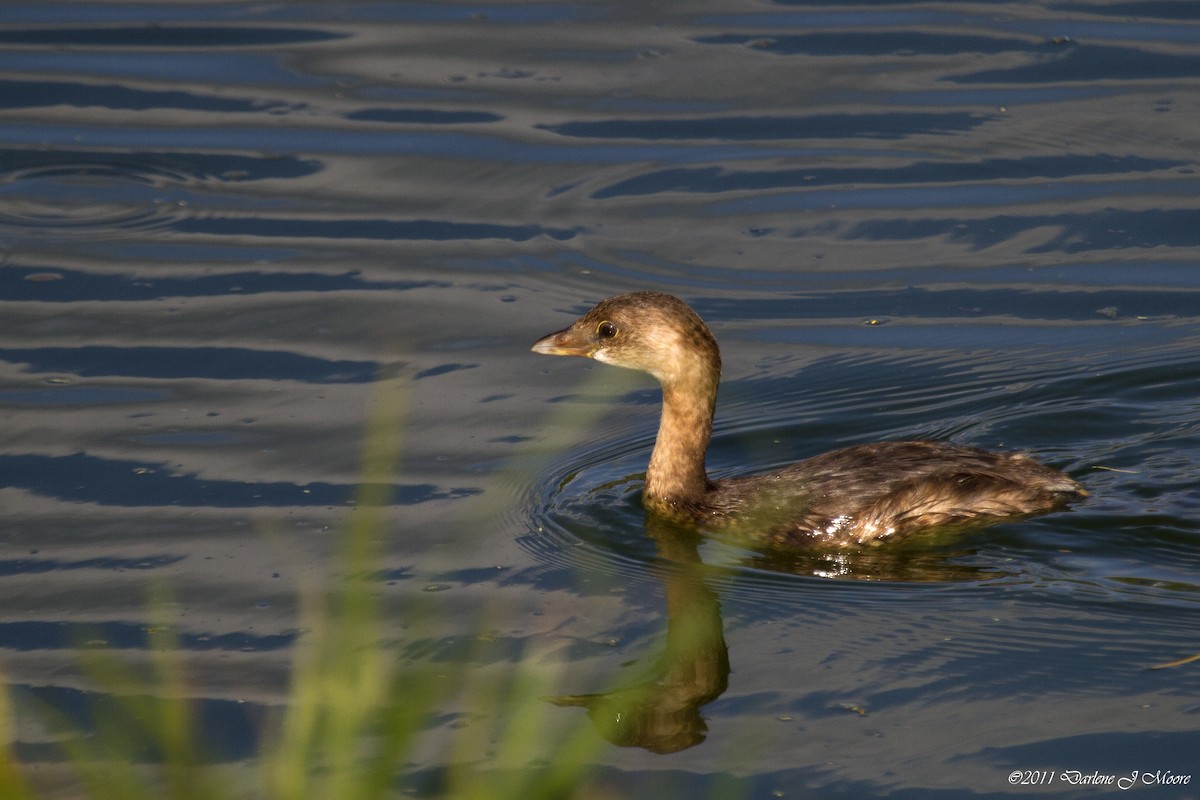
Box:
644;373;717;512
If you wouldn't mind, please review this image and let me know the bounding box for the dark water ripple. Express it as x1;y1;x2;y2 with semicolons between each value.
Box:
845;208;1200;253
14;684;268;763
0;26;346;48
347;108;503;124
0;620;295;652
0;346;378;382
0;79;301;114
2;149;321;182
0;453;478;508
0;555;184;577
593;154;1186;199
0;266;446;301
171;215;579;242
697;30;1052;56
540;111;992;140
955;42;1200;84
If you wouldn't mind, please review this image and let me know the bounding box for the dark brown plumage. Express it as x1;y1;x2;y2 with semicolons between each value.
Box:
532;291;1084;547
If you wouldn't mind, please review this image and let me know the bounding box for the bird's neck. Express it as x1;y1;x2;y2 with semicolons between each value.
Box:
644;371;717;513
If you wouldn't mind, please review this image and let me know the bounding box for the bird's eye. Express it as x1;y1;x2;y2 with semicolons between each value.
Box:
596;321;617;339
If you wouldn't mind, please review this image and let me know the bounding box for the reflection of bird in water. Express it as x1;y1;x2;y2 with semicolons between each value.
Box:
546;521;728;754
533;292;1085;548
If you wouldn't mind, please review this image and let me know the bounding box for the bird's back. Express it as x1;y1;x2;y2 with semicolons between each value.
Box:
704;440;1084;547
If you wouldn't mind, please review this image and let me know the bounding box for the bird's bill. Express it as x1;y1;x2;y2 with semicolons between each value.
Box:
530;326;593;358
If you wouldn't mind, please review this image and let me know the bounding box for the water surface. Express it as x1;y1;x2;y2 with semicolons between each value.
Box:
1;1;1198;796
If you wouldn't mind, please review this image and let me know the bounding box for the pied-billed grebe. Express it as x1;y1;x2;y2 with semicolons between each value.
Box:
532;291;1085;547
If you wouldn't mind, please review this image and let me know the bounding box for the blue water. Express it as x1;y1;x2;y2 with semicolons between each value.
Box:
1;1;1198;796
